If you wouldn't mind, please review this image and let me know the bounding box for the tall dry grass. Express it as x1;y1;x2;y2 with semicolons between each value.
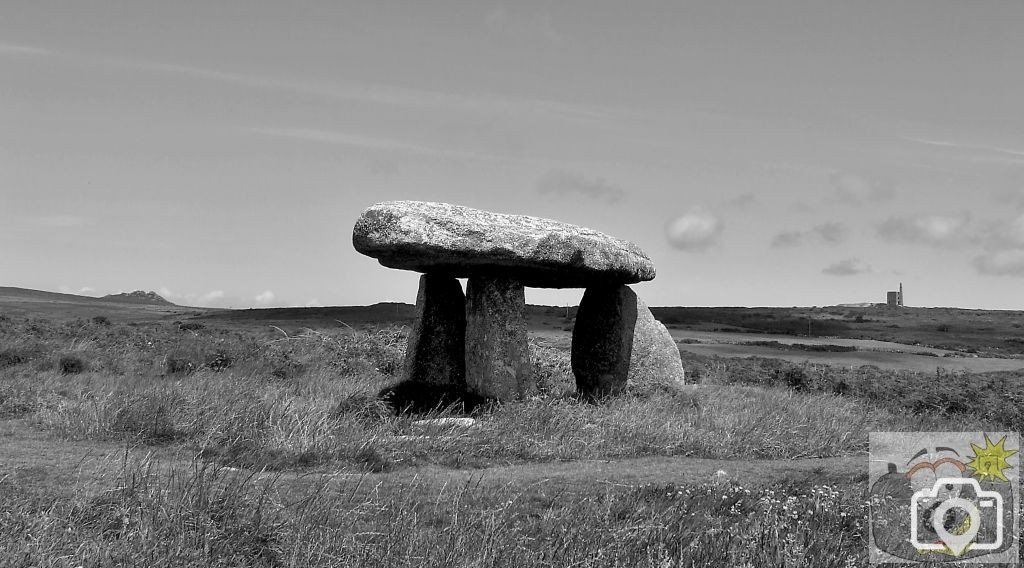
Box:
0;316;1006;471
2;450;875;567
1;315;1018;566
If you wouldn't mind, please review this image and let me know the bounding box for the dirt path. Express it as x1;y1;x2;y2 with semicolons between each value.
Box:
345;454;866;492
1;420;866;501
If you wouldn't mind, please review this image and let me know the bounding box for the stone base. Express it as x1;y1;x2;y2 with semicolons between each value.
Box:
465;276;535;400
571;284;685;399
403;274;466;390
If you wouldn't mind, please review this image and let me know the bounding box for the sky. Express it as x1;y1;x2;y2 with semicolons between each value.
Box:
2;1;1024;310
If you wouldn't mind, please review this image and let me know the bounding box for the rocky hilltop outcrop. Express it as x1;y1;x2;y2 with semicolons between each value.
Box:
101;290;173;305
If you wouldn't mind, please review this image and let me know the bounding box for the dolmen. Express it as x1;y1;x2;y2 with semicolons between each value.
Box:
352;200;685;402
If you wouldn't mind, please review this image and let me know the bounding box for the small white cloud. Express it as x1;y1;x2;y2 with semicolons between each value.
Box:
992;188;1024;210
304;298;323;308
971;212;1024;277
254;290;276;306
973;250;1024;277
155;287;230;307
198;290;226;304
823;258;872;276
771;230;804;248
830;173;894;204
665;208;723;251
980;213;1024;250
536;169;625;203
814;222;848;244
877;214;973;247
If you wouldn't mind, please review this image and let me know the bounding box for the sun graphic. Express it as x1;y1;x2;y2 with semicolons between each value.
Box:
966;434;1018;482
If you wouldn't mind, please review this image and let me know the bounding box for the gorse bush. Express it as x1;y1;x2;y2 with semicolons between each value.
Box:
58;354;87;374
0;348;29;369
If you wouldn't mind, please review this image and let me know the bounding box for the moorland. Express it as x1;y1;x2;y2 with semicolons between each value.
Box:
1;286;1022;566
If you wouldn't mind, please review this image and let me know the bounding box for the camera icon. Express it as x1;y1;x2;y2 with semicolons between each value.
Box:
910;477;1004;556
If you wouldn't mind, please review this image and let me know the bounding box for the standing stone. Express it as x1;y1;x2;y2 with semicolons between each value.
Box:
465;276;535;400
572;284;685;399
404;274;466;390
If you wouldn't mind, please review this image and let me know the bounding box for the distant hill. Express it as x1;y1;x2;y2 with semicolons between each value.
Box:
0;287;174;306
100;290;174;306
0;286;192;322
196;302;416;325
0;286;103;303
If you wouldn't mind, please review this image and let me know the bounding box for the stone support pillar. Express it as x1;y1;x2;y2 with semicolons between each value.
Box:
572;284;685;399
465;276;534;400
404;274;466;390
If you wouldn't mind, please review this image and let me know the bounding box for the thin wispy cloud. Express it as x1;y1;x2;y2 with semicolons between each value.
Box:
7;42;609;122
249;127;523;163
771;222;847;248
822;258;872;276
536;169;625;203
30;215;95;228
722;193;757;210
903;136;1024;158
665;207;723;252
0;43;49;55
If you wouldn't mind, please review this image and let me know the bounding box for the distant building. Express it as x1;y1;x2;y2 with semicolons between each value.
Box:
886;283;904;307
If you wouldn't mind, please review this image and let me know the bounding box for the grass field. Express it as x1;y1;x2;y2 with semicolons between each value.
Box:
2;291;1023;565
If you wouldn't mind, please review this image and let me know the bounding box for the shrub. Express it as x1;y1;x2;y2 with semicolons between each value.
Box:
0;383;38;417
164;356;196;375
91;316;111;326
58;354;86;375
204;349;232;372
0;348;29;369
